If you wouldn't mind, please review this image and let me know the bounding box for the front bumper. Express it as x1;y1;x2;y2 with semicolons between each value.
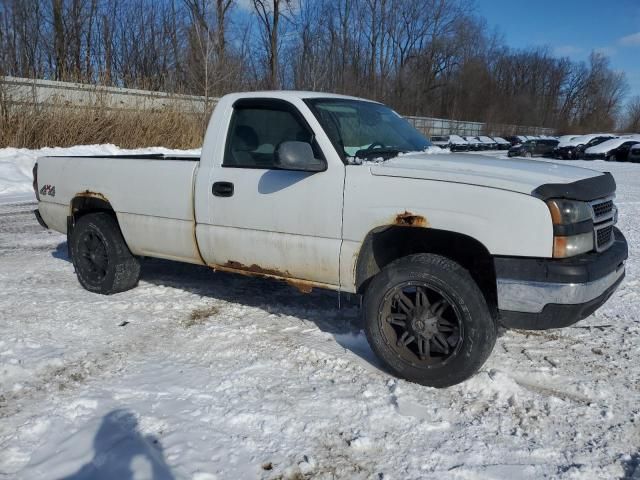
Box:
554;147;576;159
450;145;469;152
496;228;628;329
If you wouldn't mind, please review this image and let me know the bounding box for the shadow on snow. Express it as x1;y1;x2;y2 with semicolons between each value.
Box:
52;241;386;374
61;409;174;480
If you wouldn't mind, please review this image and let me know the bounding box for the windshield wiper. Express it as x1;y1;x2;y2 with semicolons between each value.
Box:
354;147;406;160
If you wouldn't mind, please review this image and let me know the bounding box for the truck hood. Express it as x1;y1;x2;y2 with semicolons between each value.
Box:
369;153;603;196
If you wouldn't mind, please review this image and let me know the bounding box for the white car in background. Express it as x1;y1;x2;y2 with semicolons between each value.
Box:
430;135;469;152
463;136;483;150
477;136;498;149
584;136;640;161
557;135;579;145
554;133;616;159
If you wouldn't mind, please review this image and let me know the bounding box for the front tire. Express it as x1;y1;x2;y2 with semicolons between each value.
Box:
70;212;140;294
363;254;496;387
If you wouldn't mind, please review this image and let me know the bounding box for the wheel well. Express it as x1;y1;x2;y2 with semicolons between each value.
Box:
71;194;115;220
69;194;118;242
355;226;498;316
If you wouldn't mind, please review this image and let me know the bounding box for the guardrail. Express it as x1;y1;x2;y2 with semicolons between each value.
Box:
0;76;555;136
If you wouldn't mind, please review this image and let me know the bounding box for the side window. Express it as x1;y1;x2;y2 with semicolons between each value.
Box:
223;106;317;168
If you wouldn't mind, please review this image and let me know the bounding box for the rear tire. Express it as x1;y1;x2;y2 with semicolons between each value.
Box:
70;212;140;294
363;254;496;388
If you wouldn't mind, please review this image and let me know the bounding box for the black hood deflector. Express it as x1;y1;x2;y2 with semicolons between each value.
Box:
532;172;616;201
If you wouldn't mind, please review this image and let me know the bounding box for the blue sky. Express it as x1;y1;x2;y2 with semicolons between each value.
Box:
476;0;640;101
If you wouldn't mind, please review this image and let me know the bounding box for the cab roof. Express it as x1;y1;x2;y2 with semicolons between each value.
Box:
222;90;372;103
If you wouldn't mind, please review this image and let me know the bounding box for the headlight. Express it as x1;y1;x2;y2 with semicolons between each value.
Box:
553;232;594;257
546;199;594;257
546;199;592;225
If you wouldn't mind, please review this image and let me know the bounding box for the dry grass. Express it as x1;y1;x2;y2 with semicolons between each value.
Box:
183;305;220;328
0;103;206;150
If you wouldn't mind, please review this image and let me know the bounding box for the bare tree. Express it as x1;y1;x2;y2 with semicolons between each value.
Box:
623;96;640;132
0;0;634;133
251;0;291;89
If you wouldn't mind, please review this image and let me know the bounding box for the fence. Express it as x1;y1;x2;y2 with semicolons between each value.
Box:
0;76;209;113
1;76;555;136
405;116;555;137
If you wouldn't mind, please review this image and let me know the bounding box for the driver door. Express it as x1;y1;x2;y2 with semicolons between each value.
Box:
197;98;345;287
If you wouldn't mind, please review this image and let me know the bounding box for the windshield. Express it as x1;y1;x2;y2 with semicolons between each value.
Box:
305;98;430;160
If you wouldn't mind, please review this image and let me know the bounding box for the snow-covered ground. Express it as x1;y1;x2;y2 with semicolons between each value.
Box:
0;146;639;479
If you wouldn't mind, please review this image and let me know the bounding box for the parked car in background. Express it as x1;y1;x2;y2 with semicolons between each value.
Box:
463;136;483;150
629;144;640;163
508;139;559;158
576;135;618;159
583;136;640;161
504;135;528;146
430;135;469;152
491;137;512;150
556;135;578;146
477;136;498;149
553;134;615;160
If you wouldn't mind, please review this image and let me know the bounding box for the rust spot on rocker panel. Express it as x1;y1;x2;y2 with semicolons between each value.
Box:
285;279;314;294
394;211;428;227
212;261;315;293
223;260;290;278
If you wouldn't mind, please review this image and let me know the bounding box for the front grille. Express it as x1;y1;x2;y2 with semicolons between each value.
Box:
590;196;616;252
596;224;614;251
591;199;613;221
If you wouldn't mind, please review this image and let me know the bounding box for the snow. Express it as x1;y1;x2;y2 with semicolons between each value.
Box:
1;146;640;479
0;145;200;204
585;136;640;154
557;133;615;148
557;135;578;144
448;135;467;143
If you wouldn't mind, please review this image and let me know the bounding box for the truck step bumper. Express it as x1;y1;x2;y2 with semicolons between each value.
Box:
495;228;628;330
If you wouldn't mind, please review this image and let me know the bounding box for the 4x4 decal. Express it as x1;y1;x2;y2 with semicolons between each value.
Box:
39;184;56;197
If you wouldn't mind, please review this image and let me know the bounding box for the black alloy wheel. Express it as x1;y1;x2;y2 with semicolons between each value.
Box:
379;281;463;367
76;230;110;283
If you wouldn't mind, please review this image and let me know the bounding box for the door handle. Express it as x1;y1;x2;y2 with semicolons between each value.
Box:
212;181;234;197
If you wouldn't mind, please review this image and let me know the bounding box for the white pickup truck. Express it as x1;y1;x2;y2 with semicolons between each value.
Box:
33;91;628;387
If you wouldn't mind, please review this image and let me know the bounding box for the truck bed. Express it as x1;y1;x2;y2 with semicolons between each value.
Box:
43;153;200;161
37;153;202;264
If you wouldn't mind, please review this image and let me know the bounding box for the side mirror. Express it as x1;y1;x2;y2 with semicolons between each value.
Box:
275;141;326;172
